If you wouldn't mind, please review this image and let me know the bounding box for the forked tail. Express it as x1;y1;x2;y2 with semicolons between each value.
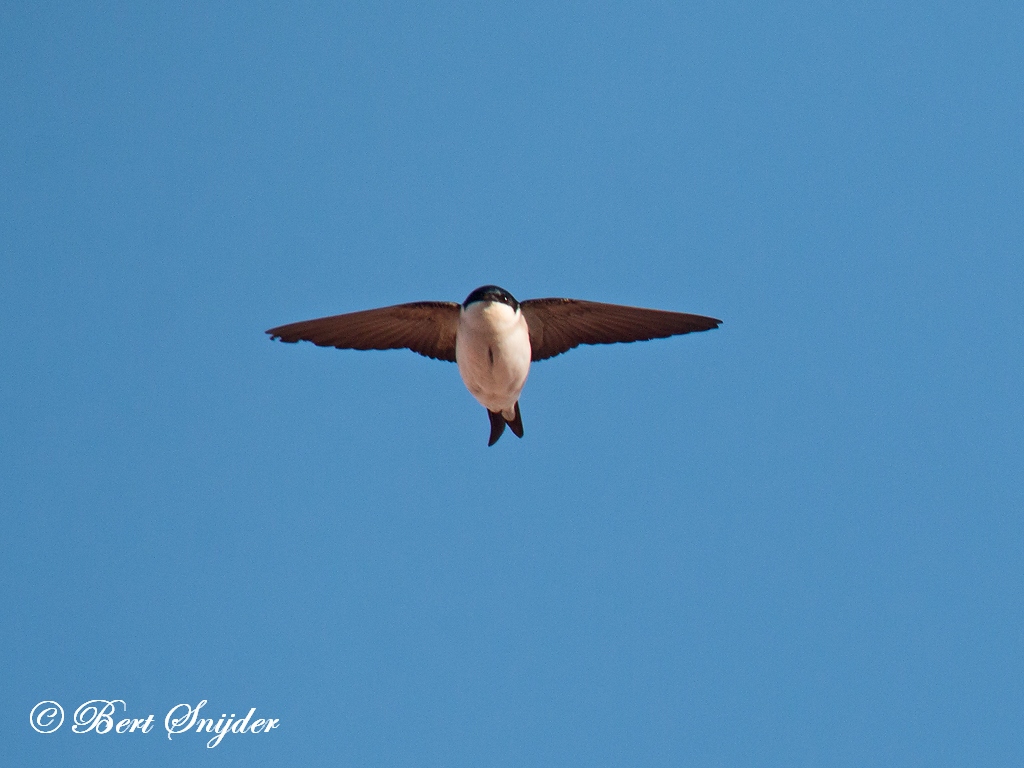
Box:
487;401;524;446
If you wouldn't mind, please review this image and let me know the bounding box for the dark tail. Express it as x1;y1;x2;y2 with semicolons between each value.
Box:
487;410;506;446
507;401;524;438
486;402;524;446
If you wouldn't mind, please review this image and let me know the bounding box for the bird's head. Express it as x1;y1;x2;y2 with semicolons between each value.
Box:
463;285;519;311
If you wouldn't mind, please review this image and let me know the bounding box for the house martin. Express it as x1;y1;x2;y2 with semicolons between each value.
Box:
267;286;720;445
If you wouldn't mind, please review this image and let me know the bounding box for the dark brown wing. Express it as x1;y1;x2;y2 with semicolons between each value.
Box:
520;298;721;362
266;301;460;362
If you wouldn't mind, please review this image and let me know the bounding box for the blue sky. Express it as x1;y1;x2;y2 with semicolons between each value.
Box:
3;1;1022;765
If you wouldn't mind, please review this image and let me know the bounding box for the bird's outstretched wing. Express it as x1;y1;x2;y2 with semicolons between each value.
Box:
521;299;721;362
266;301;461;362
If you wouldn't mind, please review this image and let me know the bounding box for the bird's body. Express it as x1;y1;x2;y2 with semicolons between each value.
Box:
455;298;531;419
267;285;720;445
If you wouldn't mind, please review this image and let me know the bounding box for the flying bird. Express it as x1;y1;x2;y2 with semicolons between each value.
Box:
267;286;720;445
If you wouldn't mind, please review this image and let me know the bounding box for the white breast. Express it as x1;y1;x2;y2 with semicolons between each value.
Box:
455;302;532;418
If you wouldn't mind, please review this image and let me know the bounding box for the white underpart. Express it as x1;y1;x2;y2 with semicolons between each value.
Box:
455;301;532;419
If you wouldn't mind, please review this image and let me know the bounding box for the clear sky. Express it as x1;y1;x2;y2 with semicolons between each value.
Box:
3;2;1022;765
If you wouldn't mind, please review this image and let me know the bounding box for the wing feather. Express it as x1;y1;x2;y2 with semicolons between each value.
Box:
266;301;460;362
521;299;721;361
